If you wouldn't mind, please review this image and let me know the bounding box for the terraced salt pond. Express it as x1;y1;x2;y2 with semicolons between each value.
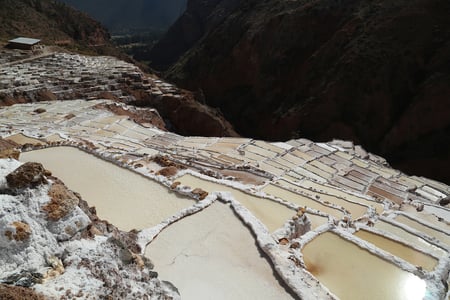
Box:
145;202;295;300
262;184;346;219
354;229;438;271
176;174;309;232
5;133;45;145
298;179;384;214
374;220;447;258
2;52;450;300
21;147;195;231
302;232;428;300
395;215;450;247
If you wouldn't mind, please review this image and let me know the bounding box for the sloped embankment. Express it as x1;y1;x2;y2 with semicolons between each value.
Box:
0;159;180;299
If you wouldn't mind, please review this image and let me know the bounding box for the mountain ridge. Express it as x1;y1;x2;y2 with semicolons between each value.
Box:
60;0;187;33
150;0;450;184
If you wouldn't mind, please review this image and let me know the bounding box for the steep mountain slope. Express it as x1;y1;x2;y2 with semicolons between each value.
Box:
0;0;112;53
60;0;187;33
151;0;450;184
148;0;241;70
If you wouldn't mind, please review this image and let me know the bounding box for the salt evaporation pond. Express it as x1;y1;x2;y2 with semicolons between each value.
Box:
395;214;450;246
262;184;345;219
354;229;438;271
374;220;447;259
176;174;296;232
302;232;427;300
21;147;195;231
145;202;295;300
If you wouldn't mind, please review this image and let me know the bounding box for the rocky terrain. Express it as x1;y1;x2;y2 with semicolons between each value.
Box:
0;4;449;296
150;0;450;184
147;0;241;71
0;48;237;137
0;159;179;299
0;0;117;55
0;97;449;299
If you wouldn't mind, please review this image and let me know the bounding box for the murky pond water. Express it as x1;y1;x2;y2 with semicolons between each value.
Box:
374;220;447;258
21;147;195;231
300;179;384;214
262;184;344;219
354;229;438;271
145;202;295;300
266;182;369;218
395;215;450;247
5;133;45;145
176;174;296;232
400;205;450;232
302;232;427;300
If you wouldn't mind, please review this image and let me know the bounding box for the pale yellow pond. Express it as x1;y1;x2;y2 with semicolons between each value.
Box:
395;215;450;247
21;147;195;231
302;232;427;300
176;174;296;232
374;220;447;258
262;184;344;219
146;202;295;300
354;229;438;271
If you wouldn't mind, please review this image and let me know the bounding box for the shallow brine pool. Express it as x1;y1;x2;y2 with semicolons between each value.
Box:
21;147;195;231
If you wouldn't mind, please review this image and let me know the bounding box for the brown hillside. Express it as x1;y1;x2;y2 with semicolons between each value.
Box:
0;0;113;54
150;0;450;184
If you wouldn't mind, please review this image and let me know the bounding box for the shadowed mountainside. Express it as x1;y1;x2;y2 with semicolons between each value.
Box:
0;0;114;54
60;0;187;33
150;0;450;184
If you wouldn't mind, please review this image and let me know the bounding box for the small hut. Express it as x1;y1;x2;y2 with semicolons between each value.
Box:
7;37;41;51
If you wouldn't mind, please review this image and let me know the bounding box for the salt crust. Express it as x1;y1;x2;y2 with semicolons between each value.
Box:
0;159;180;299
1;99;449;299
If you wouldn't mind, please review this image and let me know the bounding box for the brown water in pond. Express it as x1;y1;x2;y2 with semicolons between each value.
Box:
5;133;44;145
374;221;446;259
400;204;450;232
21;147;195;231
176;174;296;232
262;184;344;219
271;181;369;218
354;229;438;271
302;232;427;300
395;215;450;247
300;180;384;214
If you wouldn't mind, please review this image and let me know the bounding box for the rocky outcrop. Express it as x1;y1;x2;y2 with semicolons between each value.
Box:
6;162;48;189
43;182;79;221
0;159;180;299
192;188;208;200
128;87;239;137
4;221;32;242
94;102;167;131
0;49;238;138
153;0;450;184
0;284;45;300
156;166;179;178
0;138;19;159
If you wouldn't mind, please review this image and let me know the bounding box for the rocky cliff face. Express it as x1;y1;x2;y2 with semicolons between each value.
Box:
150;0;450;184
0;159;180;299
148;0;240;70
0;0;112;53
